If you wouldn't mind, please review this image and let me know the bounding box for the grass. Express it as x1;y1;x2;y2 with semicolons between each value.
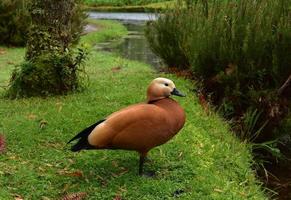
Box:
83;0;172;7
84;1;176;12
81;19;127;46
0;20;267;199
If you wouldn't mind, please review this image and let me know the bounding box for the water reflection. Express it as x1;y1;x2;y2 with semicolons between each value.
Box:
97;23;162;68
89;12;158;22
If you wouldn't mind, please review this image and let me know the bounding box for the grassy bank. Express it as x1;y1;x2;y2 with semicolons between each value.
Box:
81;19;127;46
0;20;267;199
84;1;175;12
84;0;172;6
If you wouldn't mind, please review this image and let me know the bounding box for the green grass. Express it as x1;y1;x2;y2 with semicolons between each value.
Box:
84;0;172;7
0;20;267;199
81;19;127;46
84;1;175;12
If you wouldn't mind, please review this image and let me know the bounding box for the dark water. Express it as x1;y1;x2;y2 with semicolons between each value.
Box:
89;12;162;68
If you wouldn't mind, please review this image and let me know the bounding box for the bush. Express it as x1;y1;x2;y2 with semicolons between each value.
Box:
145;14;189;68
146;0;291;144
8;49;88;98
8;0;88;98
0;0;31;46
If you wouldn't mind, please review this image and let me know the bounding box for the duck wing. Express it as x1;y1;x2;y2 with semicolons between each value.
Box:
88;104;172;151
68;119;106;152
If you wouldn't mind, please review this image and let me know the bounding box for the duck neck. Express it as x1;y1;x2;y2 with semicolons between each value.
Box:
147;96;167;104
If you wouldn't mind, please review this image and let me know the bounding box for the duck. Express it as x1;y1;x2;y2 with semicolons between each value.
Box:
67;77;186;176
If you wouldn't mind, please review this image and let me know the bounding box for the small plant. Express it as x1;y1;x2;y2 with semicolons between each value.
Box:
239;109;268;142
8;48;88;98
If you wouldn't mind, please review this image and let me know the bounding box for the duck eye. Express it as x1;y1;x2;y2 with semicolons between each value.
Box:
164;83;169;86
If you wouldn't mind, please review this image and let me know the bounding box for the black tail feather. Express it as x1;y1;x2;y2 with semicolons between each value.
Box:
70;138;95;152
68;119;106;152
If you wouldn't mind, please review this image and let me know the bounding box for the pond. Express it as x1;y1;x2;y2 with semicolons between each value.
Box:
89;12;158;22
88;12;162;68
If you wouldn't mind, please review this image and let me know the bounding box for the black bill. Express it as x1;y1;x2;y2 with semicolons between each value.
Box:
171;88;186;97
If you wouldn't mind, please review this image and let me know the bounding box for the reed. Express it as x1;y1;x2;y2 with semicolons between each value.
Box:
146;0;291;147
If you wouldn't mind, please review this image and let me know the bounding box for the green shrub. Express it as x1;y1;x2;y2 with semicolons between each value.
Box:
8;49;88;98
146;0;291;145
0;0;31;46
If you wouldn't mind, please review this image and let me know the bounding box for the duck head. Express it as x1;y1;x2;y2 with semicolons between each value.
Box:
147;78;186;102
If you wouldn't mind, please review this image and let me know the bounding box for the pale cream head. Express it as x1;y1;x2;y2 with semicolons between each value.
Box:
147;78;185;102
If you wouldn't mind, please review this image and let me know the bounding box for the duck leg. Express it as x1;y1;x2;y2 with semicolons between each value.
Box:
139;155;146;176
139;153;155;177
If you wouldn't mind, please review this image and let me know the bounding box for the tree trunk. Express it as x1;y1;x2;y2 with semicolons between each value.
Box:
26;0;74;60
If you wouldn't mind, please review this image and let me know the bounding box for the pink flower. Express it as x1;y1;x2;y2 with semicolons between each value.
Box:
0;134;5;153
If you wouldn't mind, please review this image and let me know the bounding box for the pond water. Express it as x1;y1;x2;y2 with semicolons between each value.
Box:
88;12;158;22
89;12;162;68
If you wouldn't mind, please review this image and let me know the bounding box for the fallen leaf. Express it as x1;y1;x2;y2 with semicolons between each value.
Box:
62;184;70;193
198;93;209;114
9;155;17;160
239;192;246;196
119;187;127;193
68;159;74;164
45;163;53;167
56;102;63;112
112;161;119;168
45;142;62;148
38;166;45;172
69;171;83;177
225;63;236;75
117;169;128;177
7;61;15;65
14;194;24;200
111;66;122;72
166;67;193;79
113;194;122;200
58;170;83;178
0;48;6;55
60;192;87;200
96;175;107;187
27;114;37;120
214;188;224;193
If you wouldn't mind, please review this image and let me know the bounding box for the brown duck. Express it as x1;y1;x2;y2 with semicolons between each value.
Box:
68;78;186;175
